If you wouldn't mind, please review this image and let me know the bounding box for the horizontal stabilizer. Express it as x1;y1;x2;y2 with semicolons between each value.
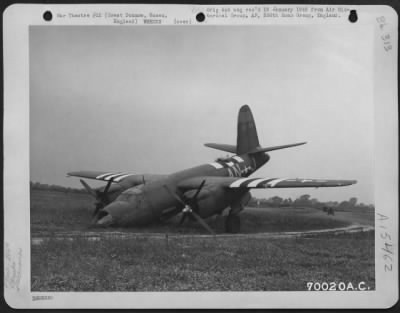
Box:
249;142;307;154
204;143;237;154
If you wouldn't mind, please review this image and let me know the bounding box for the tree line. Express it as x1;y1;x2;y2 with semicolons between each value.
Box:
30;181;86;194
248;194;374;211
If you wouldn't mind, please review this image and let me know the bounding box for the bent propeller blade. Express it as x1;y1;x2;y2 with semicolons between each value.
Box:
163;185;186;207
192;180;206;200
190;211;215;235
80;179;97;198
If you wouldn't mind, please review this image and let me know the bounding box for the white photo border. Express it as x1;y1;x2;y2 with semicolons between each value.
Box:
3;4;398;309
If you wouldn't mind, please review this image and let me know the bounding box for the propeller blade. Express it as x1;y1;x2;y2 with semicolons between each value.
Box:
190;211;215;235
163;184;214;234
163;185;186;207
97;177;115;204
103;177;114;195
192;180;206;200
80;179;97;198
92;202;103;217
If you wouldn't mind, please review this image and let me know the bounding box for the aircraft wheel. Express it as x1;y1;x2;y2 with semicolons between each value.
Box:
225;215;241;234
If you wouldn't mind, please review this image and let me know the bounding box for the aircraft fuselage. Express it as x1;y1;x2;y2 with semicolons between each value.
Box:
96;152;270;226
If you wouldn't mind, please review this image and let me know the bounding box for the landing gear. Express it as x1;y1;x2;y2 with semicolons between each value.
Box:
225;197;246;233
214;214;225;233
225;214;241;233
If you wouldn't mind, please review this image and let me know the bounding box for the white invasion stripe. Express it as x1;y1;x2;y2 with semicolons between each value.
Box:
229;178;251;188
114;174;136;182
233;156;244;163
209;162;224;169
96;172;115;179
226;162;235;167
247;178;271;187
103;173;124;180
267;178;287;187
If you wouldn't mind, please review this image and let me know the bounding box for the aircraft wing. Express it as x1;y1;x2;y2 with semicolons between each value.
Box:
178;176;357;190
67;170;166;184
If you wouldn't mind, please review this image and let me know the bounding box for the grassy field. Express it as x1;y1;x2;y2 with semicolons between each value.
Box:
31;189;93;232
31;231;375;291
31;189;375;291
31;189;360;234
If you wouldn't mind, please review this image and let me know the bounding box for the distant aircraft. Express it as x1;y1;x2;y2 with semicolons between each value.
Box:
68;105;356;233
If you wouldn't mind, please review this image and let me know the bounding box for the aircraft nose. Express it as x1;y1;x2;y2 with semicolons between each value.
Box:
93;201;131;226
95;211;114;226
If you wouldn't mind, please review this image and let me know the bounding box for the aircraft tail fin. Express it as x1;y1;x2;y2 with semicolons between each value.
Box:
237;105;260;155
204;105;307;155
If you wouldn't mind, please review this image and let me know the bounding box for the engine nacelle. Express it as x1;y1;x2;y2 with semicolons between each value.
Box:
239;191;252;206
184;186;229;218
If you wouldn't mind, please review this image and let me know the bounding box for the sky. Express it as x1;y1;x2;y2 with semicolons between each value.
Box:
30;25;374;204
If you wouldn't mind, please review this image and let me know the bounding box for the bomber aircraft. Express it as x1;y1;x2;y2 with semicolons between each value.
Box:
68;105;356;233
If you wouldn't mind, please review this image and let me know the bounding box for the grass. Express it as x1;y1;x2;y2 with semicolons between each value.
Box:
31;189;93;232
31;231;375;291
31;189;375;291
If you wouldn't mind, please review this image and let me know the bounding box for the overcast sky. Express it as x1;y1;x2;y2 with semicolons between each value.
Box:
30;25;374;204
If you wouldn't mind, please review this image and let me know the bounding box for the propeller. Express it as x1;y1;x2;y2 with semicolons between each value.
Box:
163;181;215;235
80;179;97;198
80;178;115;217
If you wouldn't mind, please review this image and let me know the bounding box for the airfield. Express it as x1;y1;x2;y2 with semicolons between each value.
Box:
31;189;375;291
